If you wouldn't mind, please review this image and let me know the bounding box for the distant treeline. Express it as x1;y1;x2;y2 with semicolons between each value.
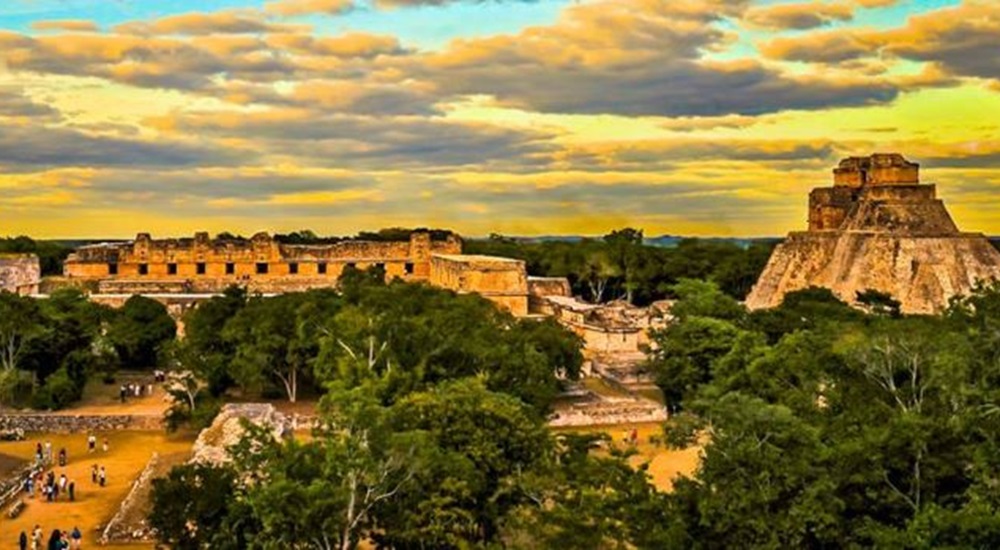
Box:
465;229;778;304
243;227;457;244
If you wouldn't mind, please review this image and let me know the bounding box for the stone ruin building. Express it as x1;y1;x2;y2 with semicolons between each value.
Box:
747;153;1000;314
0;253;40;295
54;230;530;316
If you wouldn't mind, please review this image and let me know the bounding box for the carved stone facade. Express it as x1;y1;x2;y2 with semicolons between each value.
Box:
57;230;533;315
0;254;41;295
63;231;461;294
747;154;1000;314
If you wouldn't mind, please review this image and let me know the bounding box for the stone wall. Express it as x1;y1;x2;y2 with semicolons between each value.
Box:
549;397;667;427
100;453;160;544
0;414;163;433
429;254;529;316
528;276;571;314
0;254;41;295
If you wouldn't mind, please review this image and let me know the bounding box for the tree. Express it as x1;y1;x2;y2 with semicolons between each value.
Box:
0;292;42;404
582;250;618;303
150;463;241;550
504;433;680;549
604;228;644;304
376;378;551;547
107;295;176;368
177;285;247;395
223;291;338;403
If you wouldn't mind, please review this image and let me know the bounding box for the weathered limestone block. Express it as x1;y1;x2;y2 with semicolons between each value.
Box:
189;403;287;465
430;254;529;316
0;254;41;295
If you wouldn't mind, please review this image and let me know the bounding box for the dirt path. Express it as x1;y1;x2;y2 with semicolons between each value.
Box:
0;431;194;549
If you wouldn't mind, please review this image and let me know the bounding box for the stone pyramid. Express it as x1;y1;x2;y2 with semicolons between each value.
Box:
746;154;1000;314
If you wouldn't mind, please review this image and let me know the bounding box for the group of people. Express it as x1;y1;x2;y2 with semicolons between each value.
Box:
24;470;76;503
13;434;114;549
18;525;83;550
118;381;154;403
85;434;108;454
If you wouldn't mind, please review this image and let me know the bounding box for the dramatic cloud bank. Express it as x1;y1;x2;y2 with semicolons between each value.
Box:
0;0;998;237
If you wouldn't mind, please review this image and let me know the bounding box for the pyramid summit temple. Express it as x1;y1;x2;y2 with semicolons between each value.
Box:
746;153;1000;314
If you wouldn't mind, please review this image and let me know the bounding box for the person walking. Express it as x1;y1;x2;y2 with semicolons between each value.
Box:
98;466;106;487
102;438;109;453
68;480;75;502
70;528;82;550
87;434;96;453
19;530;28;550
58;448;67;467
90;464;97;484
119;384;126;403
31;526;43;550
44;441;52;464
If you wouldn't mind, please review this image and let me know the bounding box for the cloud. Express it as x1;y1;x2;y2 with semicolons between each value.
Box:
0;87;61;120
760;29;873;63
30;20;99;32
759;1;1000;87
405;0;898;116
878;2;1000;82
0;125;251;169
114;10;304;36
264;0;355;16
0;32;296;91
150;108;556;168
745;2;854;31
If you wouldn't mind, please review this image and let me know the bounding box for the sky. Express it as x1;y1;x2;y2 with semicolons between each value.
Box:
0;0;998;238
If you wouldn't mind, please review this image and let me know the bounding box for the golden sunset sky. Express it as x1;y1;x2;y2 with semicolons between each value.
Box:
0;0;998;238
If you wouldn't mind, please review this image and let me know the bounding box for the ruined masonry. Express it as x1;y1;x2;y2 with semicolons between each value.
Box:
0;253;40;295
747;153;1000;314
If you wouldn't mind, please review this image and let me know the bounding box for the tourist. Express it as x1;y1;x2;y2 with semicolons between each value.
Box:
102;438;109;453
19;530;28;550
119;384;126;403
46;529;63;550
68;480;75;502
52;481;59;501
35;443;43;465
98;466;106;487
44;441;53;464
32;525;43;550
90;464;98;484
87;434;96;453
70;528;82;550
58;448;67;467
59;473;67;492
24;475;33;497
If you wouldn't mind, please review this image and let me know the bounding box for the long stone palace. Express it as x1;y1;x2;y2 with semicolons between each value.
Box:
45;230;531;317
